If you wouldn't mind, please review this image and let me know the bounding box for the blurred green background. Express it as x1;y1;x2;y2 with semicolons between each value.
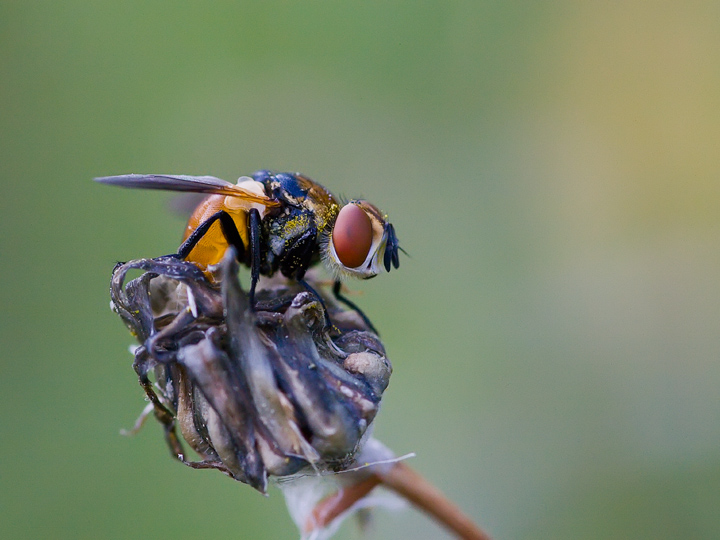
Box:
2;1;719;539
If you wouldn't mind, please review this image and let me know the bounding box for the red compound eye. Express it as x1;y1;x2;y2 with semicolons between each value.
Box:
332;204;373;268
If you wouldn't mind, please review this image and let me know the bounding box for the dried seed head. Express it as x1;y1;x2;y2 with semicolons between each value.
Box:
110;250;392;493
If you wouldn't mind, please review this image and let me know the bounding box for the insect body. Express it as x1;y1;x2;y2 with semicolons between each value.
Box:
95;170;400;326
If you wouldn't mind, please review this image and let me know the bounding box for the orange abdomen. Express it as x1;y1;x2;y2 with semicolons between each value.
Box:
183;194;251;270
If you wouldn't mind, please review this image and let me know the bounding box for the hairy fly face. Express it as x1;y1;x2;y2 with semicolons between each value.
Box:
323;200;400;280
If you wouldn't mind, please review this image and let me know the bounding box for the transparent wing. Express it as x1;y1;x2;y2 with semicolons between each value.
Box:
94;174;279;207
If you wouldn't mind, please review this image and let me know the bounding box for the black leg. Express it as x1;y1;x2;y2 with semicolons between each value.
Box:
177;210;246;261
172;210;269;311
332;280;379;335
248;208;262;306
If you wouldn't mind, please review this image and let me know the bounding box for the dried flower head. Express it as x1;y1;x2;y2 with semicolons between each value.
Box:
110;248;393;492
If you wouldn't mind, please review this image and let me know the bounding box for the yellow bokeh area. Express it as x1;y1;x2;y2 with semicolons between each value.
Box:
541;3;720;240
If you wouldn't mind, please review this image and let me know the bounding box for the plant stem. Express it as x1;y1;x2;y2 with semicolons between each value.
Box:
307;462;492;540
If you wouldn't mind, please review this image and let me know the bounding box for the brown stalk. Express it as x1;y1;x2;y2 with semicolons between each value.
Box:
307;462;492;540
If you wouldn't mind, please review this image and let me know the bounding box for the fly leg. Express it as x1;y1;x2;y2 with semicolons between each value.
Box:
176;210;246;262
174;209;264;308
279;227;334;330
247;208;262;307
332;280;379;335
